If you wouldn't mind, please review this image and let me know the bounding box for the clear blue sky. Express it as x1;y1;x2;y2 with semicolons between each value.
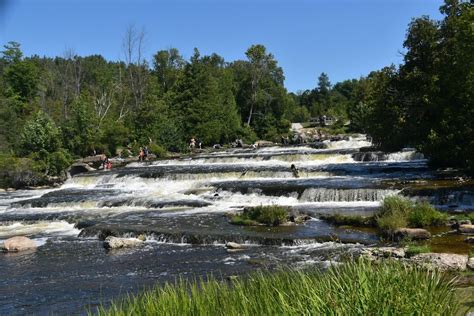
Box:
0;0;443;92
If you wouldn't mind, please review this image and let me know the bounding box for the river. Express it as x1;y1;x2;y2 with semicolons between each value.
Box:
0;134;472;315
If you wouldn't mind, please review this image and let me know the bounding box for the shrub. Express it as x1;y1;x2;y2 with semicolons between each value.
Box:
46;149;73;176
0;154;45;188
148;143;168;159
97;259;459;316
376;196;448;233
408;202;448;227
230;205;288;227
376;196;412;232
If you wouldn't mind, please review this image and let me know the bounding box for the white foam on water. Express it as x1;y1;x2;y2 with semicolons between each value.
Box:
385;150;425;162
0;220;80;239
324;138;372;150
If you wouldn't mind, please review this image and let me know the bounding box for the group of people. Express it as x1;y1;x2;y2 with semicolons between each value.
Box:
101;154;112;170
189;138;202;150
138;146;149;161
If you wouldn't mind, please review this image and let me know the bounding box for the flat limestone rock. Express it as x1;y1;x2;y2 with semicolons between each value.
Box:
103;236;143;249
458;224;474;234
226;242;245;249
2;236;37;252
411;253;468;271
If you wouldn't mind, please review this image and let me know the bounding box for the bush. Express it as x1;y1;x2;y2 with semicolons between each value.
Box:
0;154;45;188
376;196;448;233
230;205;288;227
98;259;459;315
376;196;412;232
408;202;448;227
46;149;73;176
148;143;167;159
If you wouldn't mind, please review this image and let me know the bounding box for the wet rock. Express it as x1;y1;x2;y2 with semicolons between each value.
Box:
450;219;472;229
103;236;143;249
1;236;37;252
465;237;474;244
373;247;405;258
358;247;405;260
468;257;474;270
410;253;468;271
394;228;431;240
137;234;147;241
226;242;245;250
288;214;312;223
458;224;474;234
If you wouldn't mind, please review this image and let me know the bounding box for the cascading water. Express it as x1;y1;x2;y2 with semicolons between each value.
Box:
0;135;460;314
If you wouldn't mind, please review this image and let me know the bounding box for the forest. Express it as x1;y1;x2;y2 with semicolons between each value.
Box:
0;0;472;188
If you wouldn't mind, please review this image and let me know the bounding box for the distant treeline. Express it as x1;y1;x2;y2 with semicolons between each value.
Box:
0;0;472;186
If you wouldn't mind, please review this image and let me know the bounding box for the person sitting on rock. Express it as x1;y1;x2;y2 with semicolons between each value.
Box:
138;148;145;161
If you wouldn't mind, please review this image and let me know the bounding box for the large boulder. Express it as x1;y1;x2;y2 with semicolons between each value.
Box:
1;236;37;252
394;228;431;240
411;253;468;271
458;224;474;234
103;236;143;249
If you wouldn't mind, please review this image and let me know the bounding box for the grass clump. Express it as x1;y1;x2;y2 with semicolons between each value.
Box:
376;196;448;233
321;196;448;235
404;242;432;257
230;205;288;227
408;201;448;227
375;196;412;232
97;259;459;316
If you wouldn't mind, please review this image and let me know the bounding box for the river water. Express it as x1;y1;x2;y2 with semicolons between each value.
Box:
0;135;472;315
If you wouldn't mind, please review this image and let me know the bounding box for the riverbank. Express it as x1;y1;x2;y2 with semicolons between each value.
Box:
97;259;461;315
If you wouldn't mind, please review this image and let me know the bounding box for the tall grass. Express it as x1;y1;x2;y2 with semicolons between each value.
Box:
230;205;288;226
97;260;459;315
376;196;448;232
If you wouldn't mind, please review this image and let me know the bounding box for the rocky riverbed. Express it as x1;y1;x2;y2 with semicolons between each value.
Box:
1;135;473;314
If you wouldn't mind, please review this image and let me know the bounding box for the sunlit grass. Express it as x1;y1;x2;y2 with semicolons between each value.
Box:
96;259;459;315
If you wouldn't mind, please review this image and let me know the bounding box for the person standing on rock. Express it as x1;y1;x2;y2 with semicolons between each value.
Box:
144;146;149;160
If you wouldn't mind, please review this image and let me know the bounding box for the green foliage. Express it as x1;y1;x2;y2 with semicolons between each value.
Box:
408;201;448;227
45;149;73;176
97;259;459;316
376;195;412;232
148;143;167;159
376;196;448;233
405;243;432;257
62;99;98;156
230;205;288;227
0;154;45;188
361;1;474;173
19;110;62;155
